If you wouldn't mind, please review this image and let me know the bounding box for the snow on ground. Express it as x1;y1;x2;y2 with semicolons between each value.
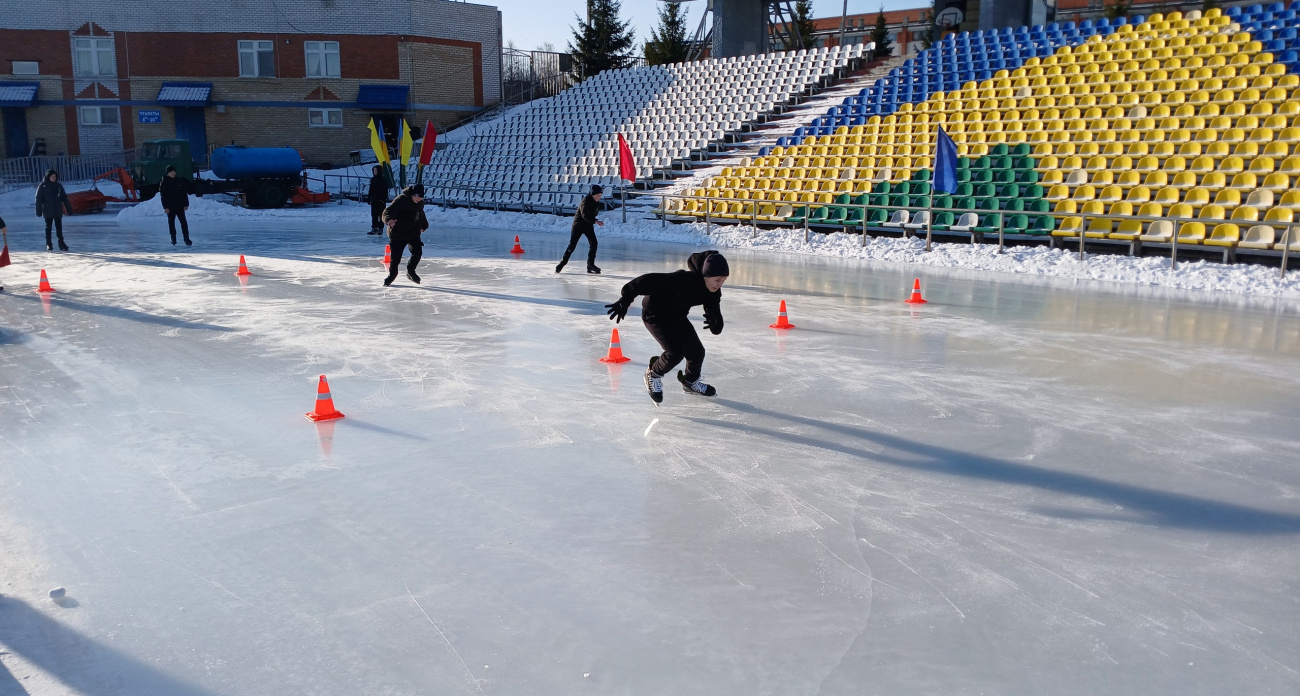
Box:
3;184;1298;300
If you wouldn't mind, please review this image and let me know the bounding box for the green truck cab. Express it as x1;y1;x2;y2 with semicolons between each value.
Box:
132;139;195;202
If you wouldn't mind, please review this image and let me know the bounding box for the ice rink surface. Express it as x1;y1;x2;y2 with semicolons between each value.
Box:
1;213;1298;695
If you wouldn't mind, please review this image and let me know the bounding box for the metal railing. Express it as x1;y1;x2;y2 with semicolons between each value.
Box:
0;149;138;194
654;193;1299;277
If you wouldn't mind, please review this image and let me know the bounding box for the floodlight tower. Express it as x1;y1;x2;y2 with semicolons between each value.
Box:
658;0;805;61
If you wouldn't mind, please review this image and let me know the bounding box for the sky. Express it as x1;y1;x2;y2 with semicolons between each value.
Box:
492;0;930;53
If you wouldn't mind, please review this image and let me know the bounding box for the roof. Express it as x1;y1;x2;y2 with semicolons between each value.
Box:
812;8;930;32
0;82;40;107
157;82;212;105
356;84;410;110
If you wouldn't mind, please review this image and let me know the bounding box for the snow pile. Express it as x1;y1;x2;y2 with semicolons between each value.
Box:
417;206;1300;299
115;194;367;223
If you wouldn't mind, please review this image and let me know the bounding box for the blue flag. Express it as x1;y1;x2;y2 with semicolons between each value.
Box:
934;127;958;194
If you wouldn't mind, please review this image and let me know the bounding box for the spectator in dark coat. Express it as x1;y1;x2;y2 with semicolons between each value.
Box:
159;165;193;246
367;165;388;234
34;169;72;251
556;184;605;274
381;184;429;286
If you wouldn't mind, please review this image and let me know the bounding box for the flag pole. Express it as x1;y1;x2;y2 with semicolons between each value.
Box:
622;179;628;223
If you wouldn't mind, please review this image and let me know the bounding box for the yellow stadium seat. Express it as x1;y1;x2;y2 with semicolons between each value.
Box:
1154;186;1182;205
1231;205;1260;223
1262;172;1291;192
1169;203;1194;219
1085;215;1114;238
1265;207;1294;225
1185;188;1212;208
1144;170;1170;189
1280;190;1300;212
1177;221;1207;244
1249;157;1277;174
1125;185;1152;204
1197;203;1226;222
1072;184;1097;202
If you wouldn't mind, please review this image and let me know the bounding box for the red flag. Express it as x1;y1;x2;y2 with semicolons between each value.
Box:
0;245;9;268
418;120;437;166
618;133;637;182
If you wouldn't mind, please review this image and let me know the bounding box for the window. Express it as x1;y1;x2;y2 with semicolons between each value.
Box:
238;40;275;77
305;41;340;78
308;107;343;127
79;106;119;125
74;38;114;77
11;61;38;75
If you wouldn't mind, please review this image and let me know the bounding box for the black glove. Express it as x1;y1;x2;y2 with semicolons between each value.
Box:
703;316;723;335
606;299;629;322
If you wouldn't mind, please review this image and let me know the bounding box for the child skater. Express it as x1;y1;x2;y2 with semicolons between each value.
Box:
606;250;729;403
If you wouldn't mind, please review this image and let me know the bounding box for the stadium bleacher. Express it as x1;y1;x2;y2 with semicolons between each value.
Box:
424;44;867;211
673;4;1300;259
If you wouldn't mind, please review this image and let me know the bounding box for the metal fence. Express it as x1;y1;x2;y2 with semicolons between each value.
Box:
655;194;1298;277
0;150;138;194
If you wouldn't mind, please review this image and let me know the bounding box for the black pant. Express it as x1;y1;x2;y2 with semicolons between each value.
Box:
559;226;598;269
387;231;422;278
644;316;705;382
370;200;385;229
44;217;64;246
167;209;190;241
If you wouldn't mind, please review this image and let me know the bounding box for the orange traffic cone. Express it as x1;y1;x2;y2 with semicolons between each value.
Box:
383;244;391;265
234;255;253;276
509;236;525;254
904;278;927;304
36;269;55;293
769;300;795;329
599;328;632;364
305;375;345;422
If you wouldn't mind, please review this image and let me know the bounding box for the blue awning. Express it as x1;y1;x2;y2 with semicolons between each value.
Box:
356;84;409;110
157;82;212;106
0;82;39;108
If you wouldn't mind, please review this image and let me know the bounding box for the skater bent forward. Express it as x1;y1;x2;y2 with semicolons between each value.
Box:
606;250;729;403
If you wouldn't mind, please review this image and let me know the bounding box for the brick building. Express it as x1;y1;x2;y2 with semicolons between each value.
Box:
0;0;502;167
810;8;934;56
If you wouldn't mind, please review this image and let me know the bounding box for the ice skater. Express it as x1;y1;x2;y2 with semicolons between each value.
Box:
606;250;729;403
556;184;604;274
367;165;388;235
35;169;72;252
159;165;193;246
381;183;428;286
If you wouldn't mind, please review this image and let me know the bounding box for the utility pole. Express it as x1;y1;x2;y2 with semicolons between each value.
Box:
838;0;849;47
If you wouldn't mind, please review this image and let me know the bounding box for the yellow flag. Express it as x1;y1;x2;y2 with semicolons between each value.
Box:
399;119;414;167
368;118;390;164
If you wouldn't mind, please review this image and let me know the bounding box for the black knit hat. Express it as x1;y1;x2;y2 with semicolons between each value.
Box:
590;184;604;196
166;165;176;173
701;252;730;277
404;184;425;197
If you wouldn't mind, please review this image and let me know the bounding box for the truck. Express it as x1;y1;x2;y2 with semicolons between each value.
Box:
131;139;322;209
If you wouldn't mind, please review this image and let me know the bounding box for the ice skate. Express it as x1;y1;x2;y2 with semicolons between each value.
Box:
383;274;396;287
58;241;69;251
645;359;664;404
555;262;565;273
184;237;193;246
587;265;601;274
406;269;421;284
678;371;716;397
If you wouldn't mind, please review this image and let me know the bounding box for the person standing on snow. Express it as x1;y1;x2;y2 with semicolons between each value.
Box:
367;165;389;235
34;169;72;252
606;250;729;403
381;184;428;286
159;165;193;246
556;184;604;274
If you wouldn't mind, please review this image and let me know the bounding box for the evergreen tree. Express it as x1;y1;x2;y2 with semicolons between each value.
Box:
870;9;893;60
1103;0;1130;21
918;8;936;50
645;1;691;65
783;0;818;51
569;0;637;79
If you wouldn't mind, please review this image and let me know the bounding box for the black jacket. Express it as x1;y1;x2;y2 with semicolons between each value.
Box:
35;180;71;219
0;215;6;229
572;194;600;232
159;175;192;210
382;193;428;236
618;251;724;333
367;174;388;204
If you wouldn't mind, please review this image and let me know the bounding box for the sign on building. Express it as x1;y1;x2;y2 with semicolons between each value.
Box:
138;110;162;124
